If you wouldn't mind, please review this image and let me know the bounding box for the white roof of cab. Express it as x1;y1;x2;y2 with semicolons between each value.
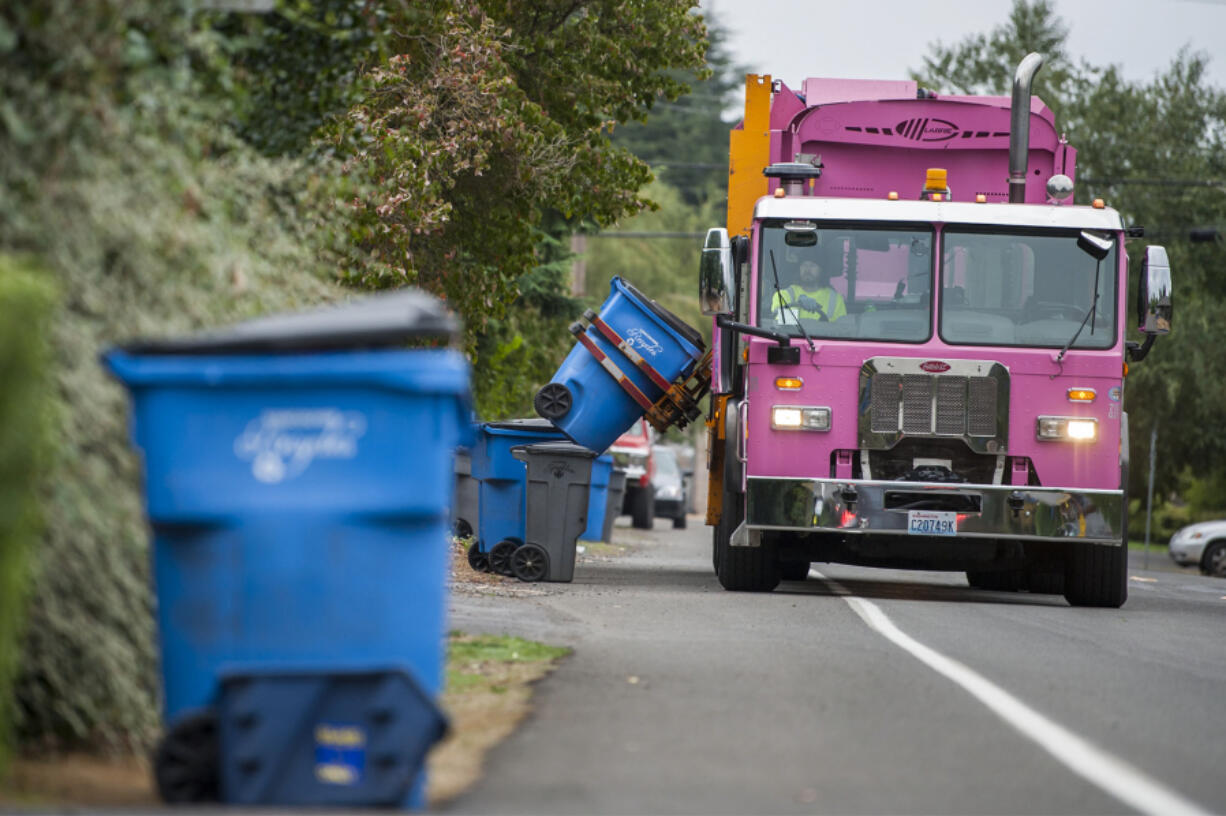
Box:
754;196;1124;231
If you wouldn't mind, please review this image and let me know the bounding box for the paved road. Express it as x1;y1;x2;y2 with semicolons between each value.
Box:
446;520;1226;815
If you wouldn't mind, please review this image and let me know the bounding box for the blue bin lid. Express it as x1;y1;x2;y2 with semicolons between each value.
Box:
120;289;458;355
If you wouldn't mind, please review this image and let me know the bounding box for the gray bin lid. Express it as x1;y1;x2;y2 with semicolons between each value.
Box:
511;441;598;460
121;289;458;355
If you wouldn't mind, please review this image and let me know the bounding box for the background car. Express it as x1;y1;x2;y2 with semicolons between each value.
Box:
1169;519;1226;577
651;445;688;529
610;418;655;529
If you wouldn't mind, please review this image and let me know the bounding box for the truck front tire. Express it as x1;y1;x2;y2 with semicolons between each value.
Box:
1063;541;1127;608
714;489;780;592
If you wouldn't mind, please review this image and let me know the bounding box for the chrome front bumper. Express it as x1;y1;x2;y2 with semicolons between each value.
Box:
744;477;1124;544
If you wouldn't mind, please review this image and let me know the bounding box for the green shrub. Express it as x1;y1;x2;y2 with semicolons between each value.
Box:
2;1;349;752
0;256;56;772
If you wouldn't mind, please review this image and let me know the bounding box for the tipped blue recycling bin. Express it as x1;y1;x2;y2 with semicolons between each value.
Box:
469;419;565;557
105;291;468;809
535;277;703;453
581;455;613;542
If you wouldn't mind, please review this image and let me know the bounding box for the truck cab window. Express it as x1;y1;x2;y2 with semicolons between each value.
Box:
758;222;934;342
940;227;1117;348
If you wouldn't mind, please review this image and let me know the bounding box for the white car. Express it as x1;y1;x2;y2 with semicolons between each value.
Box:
1169;520;1226;577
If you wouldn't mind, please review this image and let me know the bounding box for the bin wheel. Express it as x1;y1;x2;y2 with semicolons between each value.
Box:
466;541;489;572
534;383;573;421
153;711;220;803
489;540;519;576
454;518;474;540
511;543;550;582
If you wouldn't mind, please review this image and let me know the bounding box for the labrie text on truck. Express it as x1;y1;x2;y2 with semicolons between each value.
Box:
699;54;1173;607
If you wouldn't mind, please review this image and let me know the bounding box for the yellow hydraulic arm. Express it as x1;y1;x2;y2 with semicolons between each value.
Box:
708;74;772;525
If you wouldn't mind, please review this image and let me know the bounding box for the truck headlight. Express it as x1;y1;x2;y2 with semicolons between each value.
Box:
772;405;831;431
1036;416;1098;442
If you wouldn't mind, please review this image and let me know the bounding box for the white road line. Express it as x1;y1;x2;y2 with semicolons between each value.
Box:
811;569;1211;816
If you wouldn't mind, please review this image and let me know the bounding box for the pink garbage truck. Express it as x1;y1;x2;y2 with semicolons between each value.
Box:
699;54;1173;607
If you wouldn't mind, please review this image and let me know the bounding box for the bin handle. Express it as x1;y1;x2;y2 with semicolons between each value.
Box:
569;325;656;412
736;398;748;467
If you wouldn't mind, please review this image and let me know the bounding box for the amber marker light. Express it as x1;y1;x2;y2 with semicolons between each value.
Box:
775;377;803;390
774;187;786;198
1067;388;1097;403
888;191;899;200
975;194;987;203
1092;198;1105;209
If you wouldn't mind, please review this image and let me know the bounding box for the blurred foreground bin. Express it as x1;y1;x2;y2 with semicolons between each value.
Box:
601;468;628;542
510;442;596;582
468;418;565;574
534;277;704;452
580;454;613;543
104;290;468;809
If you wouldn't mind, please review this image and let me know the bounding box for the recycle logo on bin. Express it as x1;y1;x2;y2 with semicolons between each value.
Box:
625;327;663;357
234;409;368;484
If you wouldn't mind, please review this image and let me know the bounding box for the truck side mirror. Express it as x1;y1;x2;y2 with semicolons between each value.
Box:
1137;245;1172;335
699;228;735;316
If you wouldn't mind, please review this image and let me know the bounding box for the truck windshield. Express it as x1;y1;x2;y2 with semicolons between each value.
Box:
757;222;934;342
940;227;1117;349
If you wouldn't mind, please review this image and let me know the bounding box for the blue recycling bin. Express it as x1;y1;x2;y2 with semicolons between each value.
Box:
469;420;565;566
105;291;468;809
581;455;613;542
535;277;704;453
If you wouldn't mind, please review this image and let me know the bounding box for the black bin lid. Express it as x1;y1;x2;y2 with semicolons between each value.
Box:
484;418;561;432
121;289;459;355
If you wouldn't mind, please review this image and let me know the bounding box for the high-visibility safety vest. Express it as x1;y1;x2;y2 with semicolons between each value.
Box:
770;284;847;322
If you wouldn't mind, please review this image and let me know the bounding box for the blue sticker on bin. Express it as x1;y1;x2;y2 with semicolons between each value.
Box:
314;723;366;785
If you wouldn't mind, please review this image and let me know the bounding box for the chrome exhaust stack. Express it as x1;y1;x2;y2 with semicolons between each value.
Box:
1008;52;1044;204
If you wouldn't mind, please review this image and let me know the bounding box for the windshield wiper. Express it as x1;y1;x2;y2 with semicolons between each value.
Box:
768;249;815;351
1054;255;1104;366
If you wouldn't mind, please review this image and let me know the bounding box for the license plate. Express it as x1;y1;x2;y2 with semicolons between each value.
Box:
907;510;957;536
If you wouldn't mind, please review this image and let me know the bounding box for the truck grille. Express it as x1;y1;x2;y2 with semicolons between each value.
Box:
870;373;999;437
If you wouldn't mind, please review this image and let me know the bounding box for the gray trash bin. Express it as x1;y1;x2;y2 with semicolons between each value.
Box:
601;468;628;542
509;442;596;582
452;449;479;540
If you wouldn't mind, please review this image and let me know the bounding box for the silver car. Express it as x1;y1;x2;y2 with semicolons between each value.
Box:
1169;520;1226;577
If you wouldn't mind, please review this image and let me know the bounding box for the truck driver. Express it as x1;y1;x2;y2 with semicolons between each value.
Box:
772;257;847;322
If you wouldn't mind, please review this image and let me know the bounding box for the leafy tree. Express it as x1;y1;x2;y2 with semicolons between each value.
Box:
323;1;708;347
912;0;1226;509
611;8;743;205
1;0;349;750
910;0;1077;115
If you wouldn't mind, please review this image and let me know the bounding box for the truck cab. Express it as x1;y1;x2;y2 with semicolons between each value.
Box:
700;58;1173;607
